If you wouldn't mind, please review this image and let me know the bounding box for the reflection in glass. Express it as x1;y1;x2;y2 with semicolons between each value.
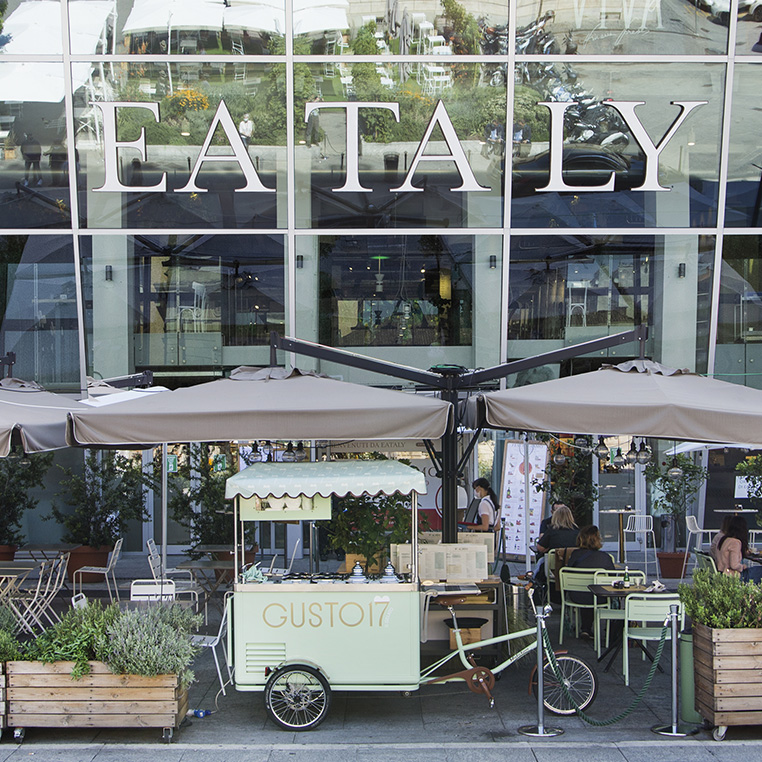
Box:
516;0;728;54
725;65;762;227
297;61;505;228
317;235;473;348
0;235;79;389
716;236;762;389
736;5;762;53
508;235;713;372
117;0;283;55
294;0;499;55
511;63;723;228
78;62;286;229
82;235;284;380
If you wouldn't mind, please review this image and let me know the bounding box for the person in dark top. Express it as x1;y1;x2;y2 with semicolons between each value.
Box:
520;504;579;583
567;525;616;638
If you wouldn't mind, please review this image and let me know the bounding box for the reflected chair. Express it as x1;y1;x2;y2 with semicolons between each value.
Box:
623;593;682;686
72;538;123;602
622;514;658;579
682;515;716;580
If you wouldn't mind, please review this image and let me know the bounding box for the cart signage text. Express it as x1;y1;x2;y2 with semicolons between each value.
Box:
262;597;392;630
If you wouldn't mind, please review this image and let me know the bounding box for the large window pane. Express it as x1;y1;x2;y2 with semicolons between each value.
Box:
517;0;728;54
82;234;285;383
511;63;723;228
0;234;79;389
297;62;505;228
507;234;714;375
77;61;286;229
735;6;762;54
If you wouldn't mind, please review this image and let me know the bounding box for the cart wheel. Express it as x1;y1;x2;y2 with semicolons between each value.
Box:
12;728;24;743
162;727;174;744
534;655;598;715
264;664;331;731
712;725;728;742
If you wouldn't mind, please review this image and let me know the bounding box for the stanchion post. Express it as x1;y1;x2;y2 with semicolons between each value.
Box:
652;603;699;737
519;590;563;737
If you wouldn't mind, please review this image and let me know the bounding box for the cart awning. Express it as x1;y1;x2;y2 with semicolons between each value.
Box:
225;460;427;499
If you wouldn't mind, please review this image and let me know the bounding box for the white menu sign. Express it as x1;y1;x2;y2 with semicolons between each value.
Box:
500;441;549;557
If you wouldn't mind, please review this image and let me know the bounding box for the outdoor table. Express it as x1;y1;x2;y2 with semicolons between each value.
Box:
599;509;634;563
18;543;81;561
175;558;234;614
588;583;675;673
715;508;758;515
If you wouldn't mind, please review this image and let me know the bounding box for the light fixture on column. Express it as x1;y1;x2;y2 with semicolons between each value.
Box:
489;255;497;269
105;265;113;281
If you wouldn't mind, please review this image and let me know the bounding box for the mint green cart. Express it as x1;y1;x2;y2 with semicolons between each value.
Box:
224;460;426;730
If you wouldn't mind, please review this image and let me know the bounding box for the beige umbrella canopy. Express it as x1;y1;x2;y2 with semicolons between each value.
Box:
467;359;762;445
0;378;92;457
68;366;453;447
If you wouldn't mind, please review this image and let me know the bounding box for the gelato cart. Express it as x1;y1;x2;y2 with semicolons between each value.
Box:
224;460;426;730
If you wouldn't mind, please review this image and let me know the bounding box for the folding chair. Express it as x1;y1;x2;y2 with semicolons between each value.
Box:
10;560;57;634
191;600;233;695
623;593;682;686
73;538;123;602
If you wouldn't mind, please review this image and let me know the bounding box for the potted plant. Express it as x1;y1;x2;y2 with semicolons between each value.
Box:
734;454;762;527
679;568;762;740
169;443;257;565
645;453;708;578
0;452;52;560
3;601;199;741
50;450;154;580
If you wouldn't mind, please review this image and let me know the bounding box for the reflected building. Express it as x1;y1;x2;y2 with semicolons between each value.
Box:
0;0;757;545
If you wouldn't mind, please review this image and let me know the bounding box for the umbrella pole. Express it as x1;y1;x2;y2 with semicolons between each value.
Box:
161;443;168;574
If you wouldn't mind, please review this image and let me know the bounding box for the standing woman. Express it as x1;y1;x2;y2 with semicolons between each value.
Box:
472;478;500;532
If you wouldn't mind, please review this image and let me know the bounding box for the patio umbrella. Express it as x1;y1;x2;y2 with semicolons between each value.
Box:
0;378;91;456
466;359;762;446
68;366;452;446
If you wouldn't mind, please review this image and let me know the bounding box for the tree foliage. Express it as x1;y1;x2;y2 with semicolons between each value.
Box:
645;453;707;518
0;452;53;546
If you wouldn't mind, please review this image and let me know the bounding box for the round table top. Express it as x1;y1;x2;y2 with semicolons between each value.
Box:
715;508;758;513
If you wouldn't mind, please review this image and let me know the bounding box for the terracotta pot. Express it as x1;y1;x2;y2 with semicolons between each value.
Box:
0;545;17;561
657;551;685;580
67;545;111;582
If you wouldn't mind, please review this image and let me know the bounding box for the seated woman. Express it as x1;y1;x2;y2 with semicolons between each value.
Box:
520;504;579;584
567;525;615;639
712;515;762;583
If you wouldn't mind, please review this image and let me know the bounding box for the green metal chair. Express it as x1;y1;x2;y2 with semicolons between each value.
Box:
558;567;599;646
592;569;646;658
695;550;718;573
623;593;683;686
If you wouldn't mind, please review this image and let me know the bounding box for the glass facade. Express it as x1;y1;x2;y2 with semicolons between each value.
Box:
0;0;751;396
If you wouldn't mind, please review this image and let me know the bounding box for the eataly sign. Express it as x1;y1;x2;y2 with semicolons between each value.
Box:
91;97;706;195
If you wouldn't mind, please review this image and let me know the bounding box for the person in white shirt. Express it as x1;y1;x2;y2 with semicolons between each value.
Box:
238;113;253;148
471;477;499;532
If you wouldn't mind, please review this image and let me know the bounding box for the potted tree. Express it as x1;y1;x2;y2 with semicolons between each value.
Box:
735;453;762;526
679;569;762;740
0;452;52;560
645;453;708;579
51;450;153;580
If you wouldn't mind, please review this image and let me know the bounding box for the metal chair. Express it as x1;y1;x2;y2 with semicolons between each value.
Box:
623;593;682;686
592;569;646;657
695;549;718;573
558;567;599;646
130;578;176;602
72;538;123;602
622;514;658;579
146;546;201;616
682;515;716;580
191;599;232;695
268;538;301;577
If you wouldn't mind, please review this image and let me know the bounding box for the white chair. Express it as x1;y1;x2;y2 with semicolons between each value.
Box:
191;601;232;695
681;515;716;580
130;578;176;602
146;539;194;582
622;514;658;579
146;544;201;616
623;593;682;686
269;538;301;577
73;538;123;602
71;592;88;610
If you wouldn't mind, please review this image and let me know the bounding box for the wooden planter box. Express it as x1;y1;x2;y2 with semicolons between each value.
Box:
693;622;762;728
5;661;188;740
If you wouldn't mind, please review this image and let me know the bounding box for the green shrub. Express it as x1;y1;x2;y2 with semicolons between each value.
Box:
0;604;17;633
0;630;22;661
679;568;762;628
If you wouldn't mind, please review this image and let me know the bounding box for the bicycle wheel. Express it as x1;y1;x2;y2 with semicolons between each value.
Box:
264;664;331;730
533;655;598;715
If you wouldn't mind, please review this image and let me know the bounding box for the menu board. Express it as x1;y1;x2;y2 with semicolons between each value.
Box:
499;441;549;557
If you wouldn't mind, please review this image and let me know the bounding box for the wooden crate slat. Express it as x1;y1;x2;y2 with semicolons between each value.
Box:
708;683;762;698
7;674;179;689
7;713;180;728
695;624;762;644
8;661;113;675
8;700;181;715
8;687;183;701
704;655;762;669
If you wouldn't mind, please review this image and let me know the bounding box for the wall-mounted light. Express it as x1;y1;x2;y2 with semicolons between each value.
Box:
677;263;686;278
489;255;497;269
296;255;303;269
105;265;113;281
